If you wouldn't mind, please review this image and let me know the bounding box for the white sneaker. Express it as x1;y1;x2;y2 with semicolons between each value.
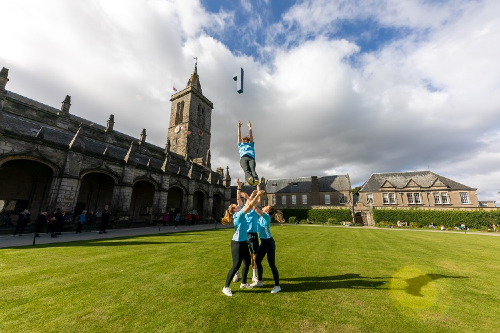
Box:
252;276;259;282
271;286;281;294
222;287;232;297
240;283;253;289
250;281;263;287
232;270;240;282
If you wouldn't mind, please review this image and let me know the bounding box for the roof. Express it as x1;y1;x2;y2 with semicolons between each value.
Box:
266;175;351;194
359;171;475;192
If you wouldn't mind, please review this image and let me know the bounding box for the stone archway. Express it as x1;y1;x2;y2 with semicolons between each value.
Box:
130;181;156;221
167;186;184;215
192;190;205;220
75;172;115;216
0;159;53;217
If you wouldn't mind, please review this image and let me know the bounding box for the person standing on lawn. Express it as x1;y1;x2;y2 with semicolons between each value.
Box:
221;189;264;297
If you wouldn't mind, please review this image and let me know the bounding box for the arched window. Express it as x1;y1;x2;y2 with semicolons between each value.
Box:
175;101;184;125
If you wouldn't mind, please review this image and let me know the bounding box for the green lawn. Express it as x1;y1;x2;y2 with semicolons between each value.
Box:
1;226;499;332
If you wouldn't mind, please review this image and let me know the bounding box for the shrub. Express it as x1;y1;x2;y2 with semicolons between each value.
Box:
327;218;337;225
289;216;296;224
282;208;351;223
373;208;500;230
300;220;307;224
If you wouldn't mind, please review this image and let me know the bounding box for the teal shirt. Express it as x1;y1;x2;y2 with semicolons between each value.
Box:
246;209;259;233
238;142;255;159
257;213;272;239
232;210;248;242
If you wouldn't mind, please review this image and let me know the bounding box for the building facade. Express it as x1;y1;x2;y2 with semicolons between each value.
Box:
355;171;481;225
0;66;231;225
263;175;352;209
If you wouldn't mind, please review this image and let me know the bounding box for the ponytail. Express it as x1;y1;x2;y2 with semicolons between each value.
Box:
221;205;235;225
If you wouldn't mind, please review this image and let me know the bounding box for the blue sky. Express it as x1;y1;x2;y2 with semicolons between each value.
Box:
1;0;500;203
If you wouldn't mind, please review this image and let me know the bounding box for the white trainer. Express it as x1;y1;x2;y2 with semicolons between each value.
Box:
222;287;233;297
250;281;263;287
252;276;259;282
240;283;253;289
232;270;240;282
271;286;281;294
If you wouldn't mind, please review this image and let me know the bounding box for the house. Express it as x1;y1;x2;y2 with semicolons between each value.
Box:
355;171;480;225
264;175;352;209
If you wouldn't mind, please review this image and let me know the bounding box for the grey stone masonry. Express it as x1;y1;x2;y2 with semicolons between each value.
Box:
0;64;231;224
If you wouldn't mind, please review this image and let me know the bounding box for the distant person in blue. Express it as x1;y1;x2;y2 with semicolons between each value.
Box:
251;204;282;294
238;120;259;186
221;189;264;297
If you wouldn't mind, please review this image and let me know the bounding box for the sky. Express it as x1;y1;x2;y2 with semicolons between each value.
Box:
1;0;500;203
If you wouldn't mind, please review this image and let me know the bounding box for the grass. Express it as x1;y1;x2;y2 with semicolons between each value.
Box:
1;225;500;332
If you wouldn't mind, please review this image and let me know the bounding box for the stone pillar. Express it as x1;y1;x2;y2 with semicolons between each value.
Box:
110;185;133;221
47;176;81;214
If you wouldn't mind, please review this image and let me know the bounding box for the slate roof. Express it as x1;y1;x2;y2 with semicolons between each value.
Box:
266;175;351;194
317;175;352;192
359;171;475;192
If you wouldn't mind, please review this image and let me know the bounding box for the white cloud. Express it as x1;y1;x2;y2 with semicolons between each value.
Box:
1;0;500;204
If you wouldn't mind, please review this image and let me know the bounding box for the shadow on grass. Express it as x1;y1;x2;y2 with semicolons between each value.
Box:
280;274;390;292
279;273;468;294
403;274;468;297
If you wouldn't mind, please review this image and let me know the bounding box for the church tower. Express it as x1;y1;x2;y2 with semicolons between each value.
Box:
167;63;213;166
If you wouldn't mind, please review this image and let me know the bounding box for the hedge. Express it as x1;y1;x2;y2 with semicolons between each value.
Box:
281;208;352;223
373;208;500;229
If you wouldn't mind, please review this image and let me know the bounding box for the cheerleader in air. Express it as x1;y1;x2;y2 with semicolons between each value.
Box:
238;120;259;186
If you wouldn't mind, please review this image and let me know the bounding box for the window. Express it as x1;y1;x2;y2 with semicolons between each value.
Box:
281;196;286;205
383;193;389;204
302;195;307;205
175;101;184;125
460;192;470;204
389;193;396;204
414;193;421;204
292;195;297;205
325;194;331;205
339;193;346;204
407;193;414;204
441;192;449;204
433;192;441;204
366;193;373;203
272;195;276;205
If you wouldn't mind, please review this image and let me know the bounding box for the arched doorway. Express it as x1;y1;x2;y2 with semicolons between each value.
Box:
130;181;156;221
167;186;183;215
75;172;115;216
0;159;53;217
193;190;205;220
212;193;224;223
355;212;365;226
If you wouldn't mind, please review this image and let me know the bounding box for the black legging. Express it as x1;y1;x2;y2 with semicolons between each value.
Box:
225;240;251;287
256;237;279;286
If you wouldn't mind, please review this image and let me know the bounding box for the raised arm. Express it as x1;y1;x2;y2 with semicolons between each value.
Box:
247;120;253;142
236;178;243;207
238;120;242;143
242;190;264;214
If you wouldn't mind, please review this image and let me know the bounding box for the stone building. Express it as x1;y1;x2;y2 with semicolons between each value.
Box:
355;171;481;225
0;65;232;226
263;175;352;209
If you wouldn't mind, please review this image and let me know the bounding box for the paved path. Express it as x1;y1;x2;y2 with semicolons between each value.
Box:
2;224;498;249
0;223;232;249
